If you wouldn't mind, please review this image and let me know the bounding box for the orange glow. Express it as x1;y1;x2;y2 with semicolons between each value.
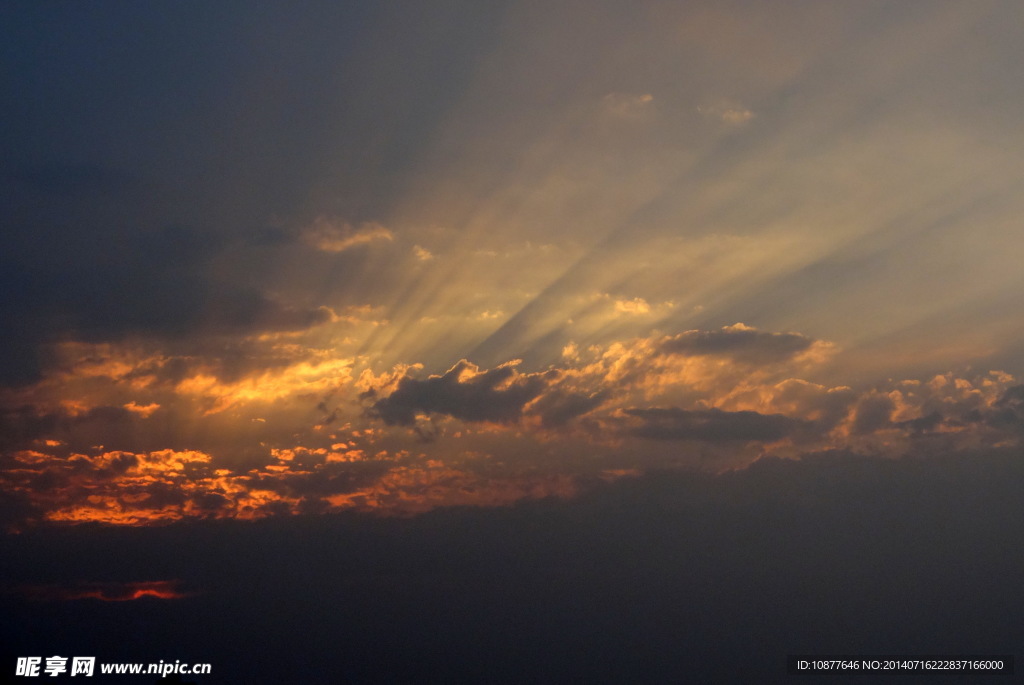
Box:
18;580;191;602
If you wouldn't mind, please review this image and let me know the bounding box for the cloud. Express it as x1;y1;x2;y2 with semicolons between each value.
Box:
370;360;551;426
3;315;1023;530
850;392;895;435
622;406;805;442
988;384;1024;433
697;99;755;125
7;445;1024;682
613;297;651;315
363;334;1024;464
172;354;354;415
714;378;856;431
368;325;843;439
601;92;655;119
4;362;1024;529
658;323;823;364
0;221;333;387
324;463;579;516
201;293;335;334
122;402;160;418
4;337;357;437
0;441;400;526
526;389;611;428
0;430;591;527
301;218;394;253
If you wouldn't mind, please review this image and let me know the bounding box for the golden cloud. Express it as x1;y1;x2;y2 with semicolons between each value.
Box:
301;217;394;253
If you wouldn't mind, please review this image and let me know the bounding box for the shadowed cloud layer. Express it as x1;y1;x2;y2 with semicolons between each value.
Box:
622;407;806;442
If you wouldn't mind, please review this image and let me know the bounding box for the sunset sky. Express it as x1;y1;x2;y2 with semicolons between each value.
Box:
3;1;1024;682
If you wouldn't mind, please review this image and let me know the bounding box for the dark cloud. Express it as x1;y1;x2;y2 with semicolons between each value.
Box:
989;384;1024;424
120;334;335;387
851;393;894;435
242;462;393;499
51;226;330;341
845;379;1024;443
0;402;192;461
624;406;805;442
658;325;816;363
528;389;610;428
130;482;191;510
371;360;551;426
0;404;163;456
197;291;334;335
0;217;331;387
996;384;1024;406
895;410;943;434
0;489;40;533
0;406;59;451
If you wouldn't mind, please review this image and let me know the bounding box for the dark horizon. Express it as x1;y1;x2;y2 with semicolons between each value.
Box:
4;450;1024;682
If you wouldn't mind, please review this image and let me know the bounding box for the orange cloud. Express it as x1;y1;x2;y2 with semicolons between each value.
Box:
174;356;354;414
123;401;160;417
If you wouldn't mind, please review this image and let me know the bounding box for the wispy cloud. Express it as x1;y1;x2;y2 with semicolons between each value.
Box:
301;218;394;253
697;99;755;125
601;92;655;119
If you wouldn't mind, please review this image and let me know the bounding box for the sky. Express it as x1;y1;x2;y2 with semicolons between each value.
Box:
3;1;1024;682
